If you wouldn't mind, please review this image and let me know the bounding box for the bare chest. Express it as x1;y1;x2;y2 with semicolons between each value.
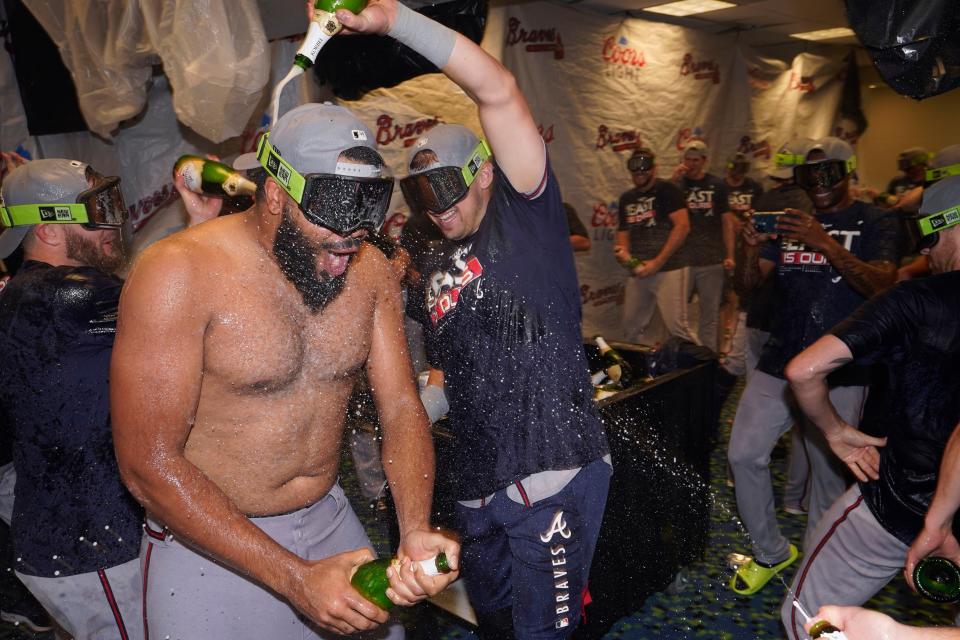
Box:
201;281;376;394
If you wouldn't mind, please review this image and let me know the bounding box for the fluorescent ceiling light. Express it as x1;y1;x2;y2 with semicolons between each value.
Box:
644;0;736;17
790;27;856;41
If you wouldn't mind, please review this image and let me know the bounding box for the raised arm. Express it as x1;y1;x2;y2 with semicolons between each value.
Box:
734;219;774;294
365;255;459;602
338;0;545;192
111;245;386;635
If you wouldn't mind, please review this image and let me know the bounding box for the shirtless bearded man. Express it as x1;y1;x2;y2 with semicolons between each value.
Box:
110;103;458;639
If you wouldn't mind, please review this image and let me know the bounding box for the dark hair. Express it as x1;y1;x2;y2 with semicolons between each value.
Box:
410;149;440;173
340;146;385;167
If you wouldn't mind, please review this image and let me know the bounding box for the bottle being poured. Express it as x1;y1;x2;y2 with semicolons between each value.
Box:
269;0;369;125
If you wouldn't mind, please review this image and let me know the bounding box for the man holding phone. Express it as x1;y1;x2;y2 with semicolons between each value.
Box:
727;137;900;595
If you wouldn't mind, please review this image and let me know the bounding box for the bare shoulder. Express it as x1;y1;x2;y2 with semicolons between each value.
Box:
127;215;250;293
350;242;398;294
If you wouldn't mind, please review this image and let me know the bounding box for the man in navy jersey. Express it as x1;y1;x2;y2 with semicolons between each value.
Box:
728;137;899;595
614;147;695;345
780;175;960;640
339;2;611;637
0;159;143;638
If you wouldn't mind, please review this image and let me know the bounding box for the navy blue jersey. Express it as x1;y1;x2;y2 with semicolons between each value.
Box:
423;161;609;499
832;272;960;545
678;173;729;266
0;262;142;577
757;201;900;382
617;179;687;272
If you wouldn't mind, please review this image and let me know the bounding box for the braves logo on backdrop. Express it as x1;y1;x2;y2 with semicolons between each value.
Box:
376;115;442;147
426;244;484;326
596;125;641;152
746;66;773;89
737;135;771;160
680;53;720;84
540;511;574;629
581;282;625;308
601;35;644;81
676;126;707;151
507;18;564;59
779;225;861;274
538;123;555;144
623;197;656;226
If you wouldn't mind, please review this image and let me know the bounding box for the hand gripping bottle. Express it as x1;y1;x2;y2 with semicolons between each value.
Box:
351;553;451;610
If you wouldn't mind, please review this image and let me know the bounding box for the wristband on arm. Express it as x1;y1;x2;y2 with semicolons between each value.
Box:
388;2;457;69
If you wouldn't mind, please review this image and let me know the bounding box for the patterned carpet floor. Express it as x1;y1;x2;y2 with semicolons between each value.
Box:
1;378;955;639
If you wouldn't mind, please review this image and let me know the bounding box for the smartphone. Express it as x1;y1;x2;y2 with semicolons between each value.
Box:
750;211;786;234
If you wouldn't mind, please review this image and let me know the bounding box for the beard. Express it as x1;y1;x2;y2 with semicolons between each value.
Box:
65;229;126;274
272;206;349;313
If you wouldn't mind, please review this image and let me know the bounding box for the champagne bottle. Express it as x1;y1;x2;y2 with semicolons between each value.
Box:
294;0;370;70
624;256;645;271
913;556;960;603
594;336;633;386
351;553;451;610
808;620;846;639
174;156;257;200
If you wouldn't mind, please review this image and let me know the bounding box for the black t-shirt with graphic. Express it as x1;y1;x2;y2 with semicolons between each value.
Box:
757;201;900;383
617;179;687;272
422;161;609;500
678;173;729;266
832;272;960;545
726;177;764;222
0;262;142;577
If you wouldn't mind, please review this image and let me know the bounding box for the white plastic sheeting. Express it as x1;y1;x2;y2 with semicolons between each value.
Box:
22;0;270;142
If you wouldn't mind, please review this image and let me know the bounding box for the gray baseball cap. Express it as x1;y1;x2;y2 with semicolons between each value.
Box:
805;137;855;165
932;144;960;170
256;103;384;177
0;158;90;259
920;174;960;216
684;140;708;157
770;137;812;179
407;124;484;175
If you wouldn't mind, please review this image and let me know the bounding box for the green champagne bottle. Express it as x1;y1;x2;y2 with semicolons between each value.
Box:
174;156;257;200
624;256;645;271
808;620;846;639
293;0;370;70
913;556;960;603
351;553;451;610
594;336;633;386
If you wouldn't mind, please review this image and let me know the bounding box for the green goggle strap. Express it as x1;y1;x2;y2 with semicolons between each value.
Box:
257;133;308;203
0;203;92;227
460;139;493;187
926;164;960;183
774;152;804;168
917;205;960;237
844;156;857;174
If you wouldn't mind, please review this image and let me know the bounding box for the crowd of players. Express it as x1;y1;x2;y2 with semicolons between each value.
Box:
1;1;960;636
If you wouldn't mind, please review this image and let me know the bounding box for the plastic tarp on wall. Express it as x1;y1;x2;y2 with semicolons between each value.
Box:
20;0;270;142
